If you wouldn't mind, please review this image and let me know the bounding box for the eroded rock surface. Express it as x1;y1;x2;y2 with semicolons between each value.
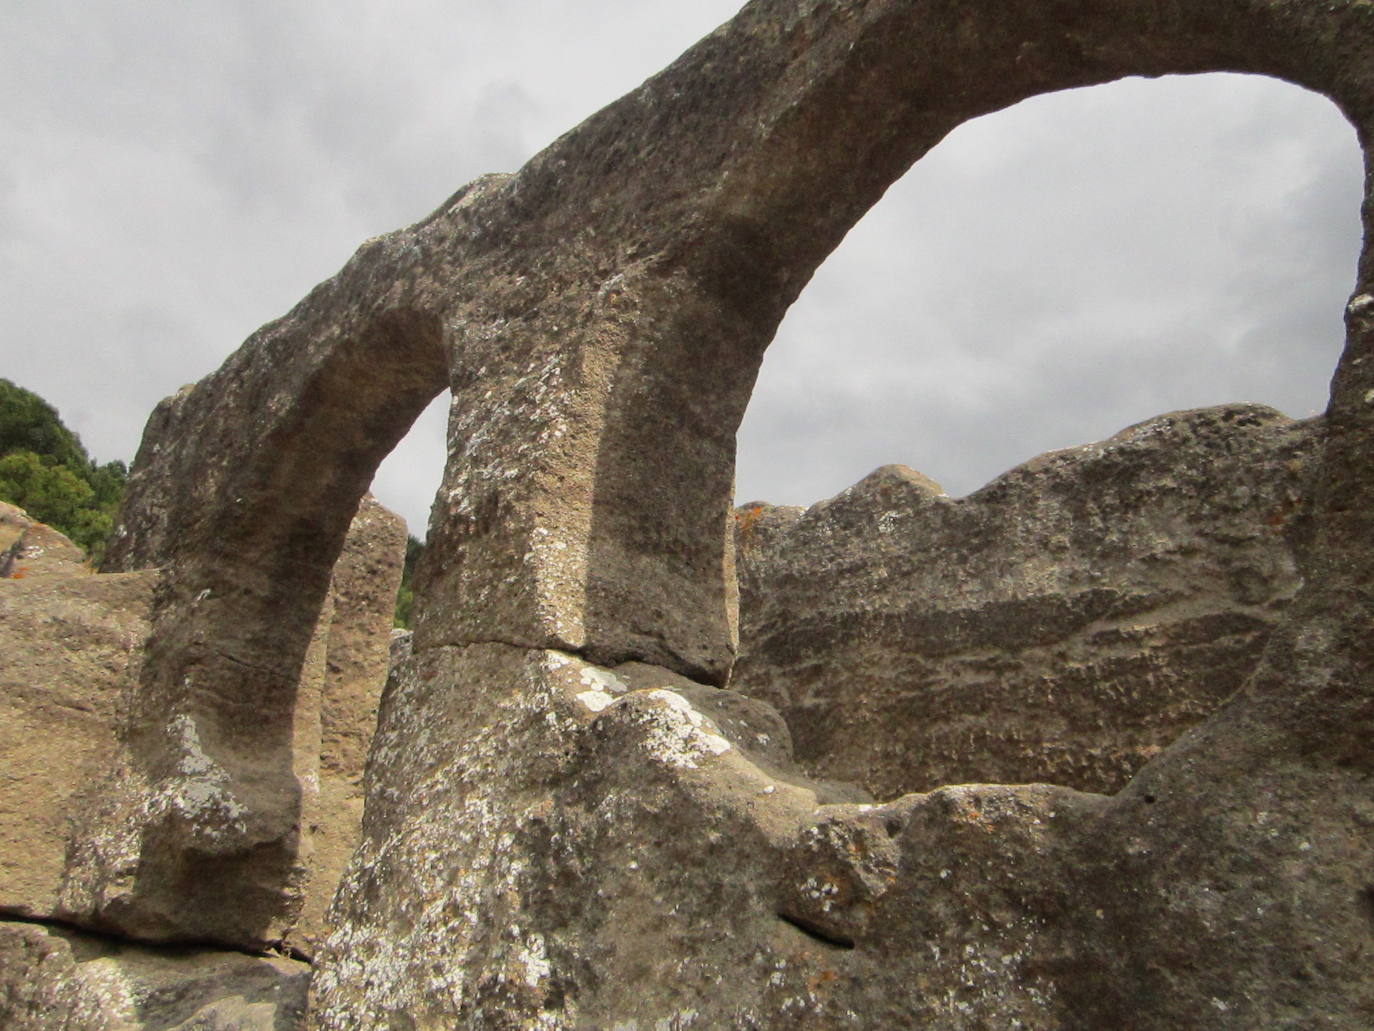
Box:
314;643;1374;1028
310;647;868;1029
289;494;408;955
0;501;90;579
733;404;1319;798
0;568;157;919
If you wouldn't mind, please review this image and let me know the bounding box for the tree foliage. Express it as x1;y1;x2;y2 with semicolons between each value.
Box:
0;379;128;562
394;534;424;628
0;379;88;470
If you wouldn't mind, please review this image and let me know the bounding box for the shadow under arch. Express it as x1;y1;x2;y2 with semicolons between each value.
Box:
84;295;449;946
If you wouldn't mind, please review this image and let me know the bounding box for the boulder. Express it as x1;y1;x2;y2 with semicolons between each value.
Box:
310;644;857;1028
732;404;1319;797
0;569;157;919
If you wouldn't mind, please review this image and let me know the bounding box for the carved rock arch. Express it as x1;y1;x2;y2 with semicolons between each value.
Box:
72;2;1374;1023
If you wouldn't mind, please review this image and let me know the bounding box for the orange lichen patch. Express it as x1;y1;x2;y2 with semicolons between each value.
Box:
735;505;766;542
807;967;840;994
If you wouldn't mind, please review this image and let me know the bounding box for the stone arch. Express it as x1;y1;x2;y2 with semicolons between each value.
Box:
541;2;1374;686
76;0;1374;953
79;293;450;944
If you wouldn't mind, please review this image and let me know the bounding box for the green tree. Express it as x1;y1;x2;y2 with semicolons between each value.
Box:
0;380;128;562
0;451;94;529
0;379;88;471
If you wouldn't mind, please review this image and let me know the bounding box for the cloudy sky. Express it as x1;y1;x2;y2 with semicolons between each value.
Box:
2;1;1364;536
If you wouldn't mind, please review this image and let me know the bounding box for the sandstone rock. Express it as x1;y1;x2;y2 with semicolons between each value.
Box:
287;494;407;956
0;501;90;579
0;920;308;1030
313;639;1374;1029
56;494;405;951
310;645;857;1028
0;500;25;555
732;404;1320;798
0;569;157;919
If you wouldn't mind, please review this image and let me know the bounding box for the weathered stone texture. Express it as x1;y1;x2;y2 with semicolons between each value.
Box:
289;494;407;955
0;920;309;1031
732;404;1320;798
310;646;867;1029
313;644;1374;1029
55;494;405;951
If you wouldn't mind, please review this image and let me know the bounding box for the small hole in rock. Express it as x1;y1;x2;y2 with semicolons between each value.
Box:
1358;887;1374;933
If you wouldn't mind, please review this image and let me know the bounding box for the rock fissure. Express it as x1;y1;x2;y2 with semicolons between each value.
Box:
0;911;298;965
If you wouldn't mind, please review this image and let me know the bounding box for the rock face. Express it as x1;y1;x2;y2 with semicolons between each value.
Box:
732;405;1320;798
312;640;1374;1029
0;497;404;958
289;494;408;955
10;0;1374;1027
309;645;872;1029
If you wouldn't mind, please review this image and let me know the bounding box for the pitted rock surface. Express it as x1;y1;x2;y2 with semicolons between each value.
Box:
0;568;157;918
733;404;1319;798
289;494;407;955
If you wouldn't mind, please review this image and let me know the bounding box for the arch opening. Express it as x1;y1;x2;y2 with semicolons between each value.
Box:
728;72;1365;802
